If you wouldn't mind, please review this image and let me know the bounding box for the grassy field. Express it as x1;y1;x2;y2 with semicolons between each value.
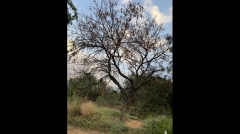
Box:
67;99;172;134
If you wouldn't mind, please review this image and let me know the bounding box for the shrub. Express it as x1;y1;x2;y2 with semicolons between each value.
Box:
80;101;97;116
67;98;83;117
96;94;120;107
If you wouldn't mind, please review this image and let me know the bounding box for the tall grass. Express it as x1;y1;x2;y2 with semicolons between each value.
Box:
68;106;130;133
67;97;83;117
80;101;97;116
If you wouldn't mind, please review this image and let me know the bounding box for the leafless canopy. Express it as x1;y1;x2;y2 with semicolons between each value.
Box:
68;0;172;96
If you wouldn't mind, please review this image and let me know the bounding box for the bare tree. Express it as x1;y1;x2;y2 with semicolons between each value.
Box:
67;0;172;122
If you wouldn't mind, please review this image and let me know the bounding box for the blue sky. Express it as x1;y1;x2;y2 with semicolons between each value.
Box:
68;0;172;88
69;0;172;35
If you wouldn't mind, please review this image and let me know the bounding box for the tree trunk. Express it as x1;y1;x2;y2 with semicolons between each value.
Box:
85;91;88;101
120;98;127;122
166;105;168;117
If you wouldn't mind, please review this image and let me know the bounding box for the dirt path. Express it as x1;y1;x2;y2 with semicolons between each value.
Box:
68;119;143;134
68;126;105;134
125;119;143;129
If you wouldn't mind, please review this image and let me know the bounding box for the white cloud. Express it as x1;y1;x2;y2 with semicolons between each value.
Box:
144;0;172;25
169;7;172;12
121;0;131;5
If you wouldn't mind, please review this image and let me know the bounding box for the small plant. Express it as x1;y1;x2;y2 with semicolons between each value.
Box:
80;101;97;116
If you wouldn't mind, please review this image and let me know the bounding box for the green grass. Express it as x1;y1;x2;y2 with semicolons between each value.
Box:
94;107;140;120
94;107;121;116
68;106;129;133
68;101;172;134
68;114;129;133
142;116;172;134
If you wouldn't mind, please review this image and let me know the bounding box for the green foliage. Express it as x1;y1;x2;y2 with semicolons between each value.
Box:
67;73;107;101
67;0;78;25
109;121;129;133
96;87;121;106
146;77;172;114
143;116;172;134
125;74;173;118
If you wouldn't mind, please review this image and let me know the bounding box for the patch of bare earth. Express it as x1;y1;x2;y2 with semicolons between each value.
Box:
67;126;104;134
125;119;143;129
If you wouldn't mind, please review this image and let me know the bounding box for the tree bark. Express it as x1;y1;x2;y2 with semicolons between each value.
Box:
120;97;127;122
85;91;88;101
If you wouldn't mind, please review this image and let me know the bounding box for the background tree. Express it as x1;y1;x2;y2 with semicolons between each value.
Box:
139;77;172;117
67;73;107;101
67;0;78;25
68;0;173;122
96;86;121;107
123;73;172;117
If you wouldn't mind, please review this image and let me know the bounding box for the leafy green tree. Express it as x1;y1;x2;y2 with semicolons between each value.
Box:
124;74;172;117
67;73;107;101
140;76;172;115
96;86;121;106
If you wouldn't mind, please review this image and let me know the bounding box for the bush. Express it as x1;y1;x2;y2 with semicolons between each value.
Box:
80;101;97;116
96;94;120;107
67;98;83;117
96;96;108;106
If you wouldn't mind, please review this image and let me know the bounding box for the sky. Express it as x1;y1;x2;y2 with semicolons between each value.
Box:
69;0;172;35
68;0;172;89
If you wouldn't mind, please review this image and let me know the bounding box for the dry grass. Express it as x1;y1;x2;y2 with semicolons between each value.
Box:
80;101;97;116
68;99;83;117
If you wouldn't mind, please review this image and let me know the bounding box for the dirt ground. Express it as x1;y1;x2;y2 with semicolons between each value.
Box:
125;119;143;129
68;119;143;134
67;127;105;134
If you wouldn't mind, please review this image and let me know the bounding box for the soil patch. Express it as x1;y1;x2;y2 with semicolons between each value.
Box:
125;119;143;129
67;127;104;134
